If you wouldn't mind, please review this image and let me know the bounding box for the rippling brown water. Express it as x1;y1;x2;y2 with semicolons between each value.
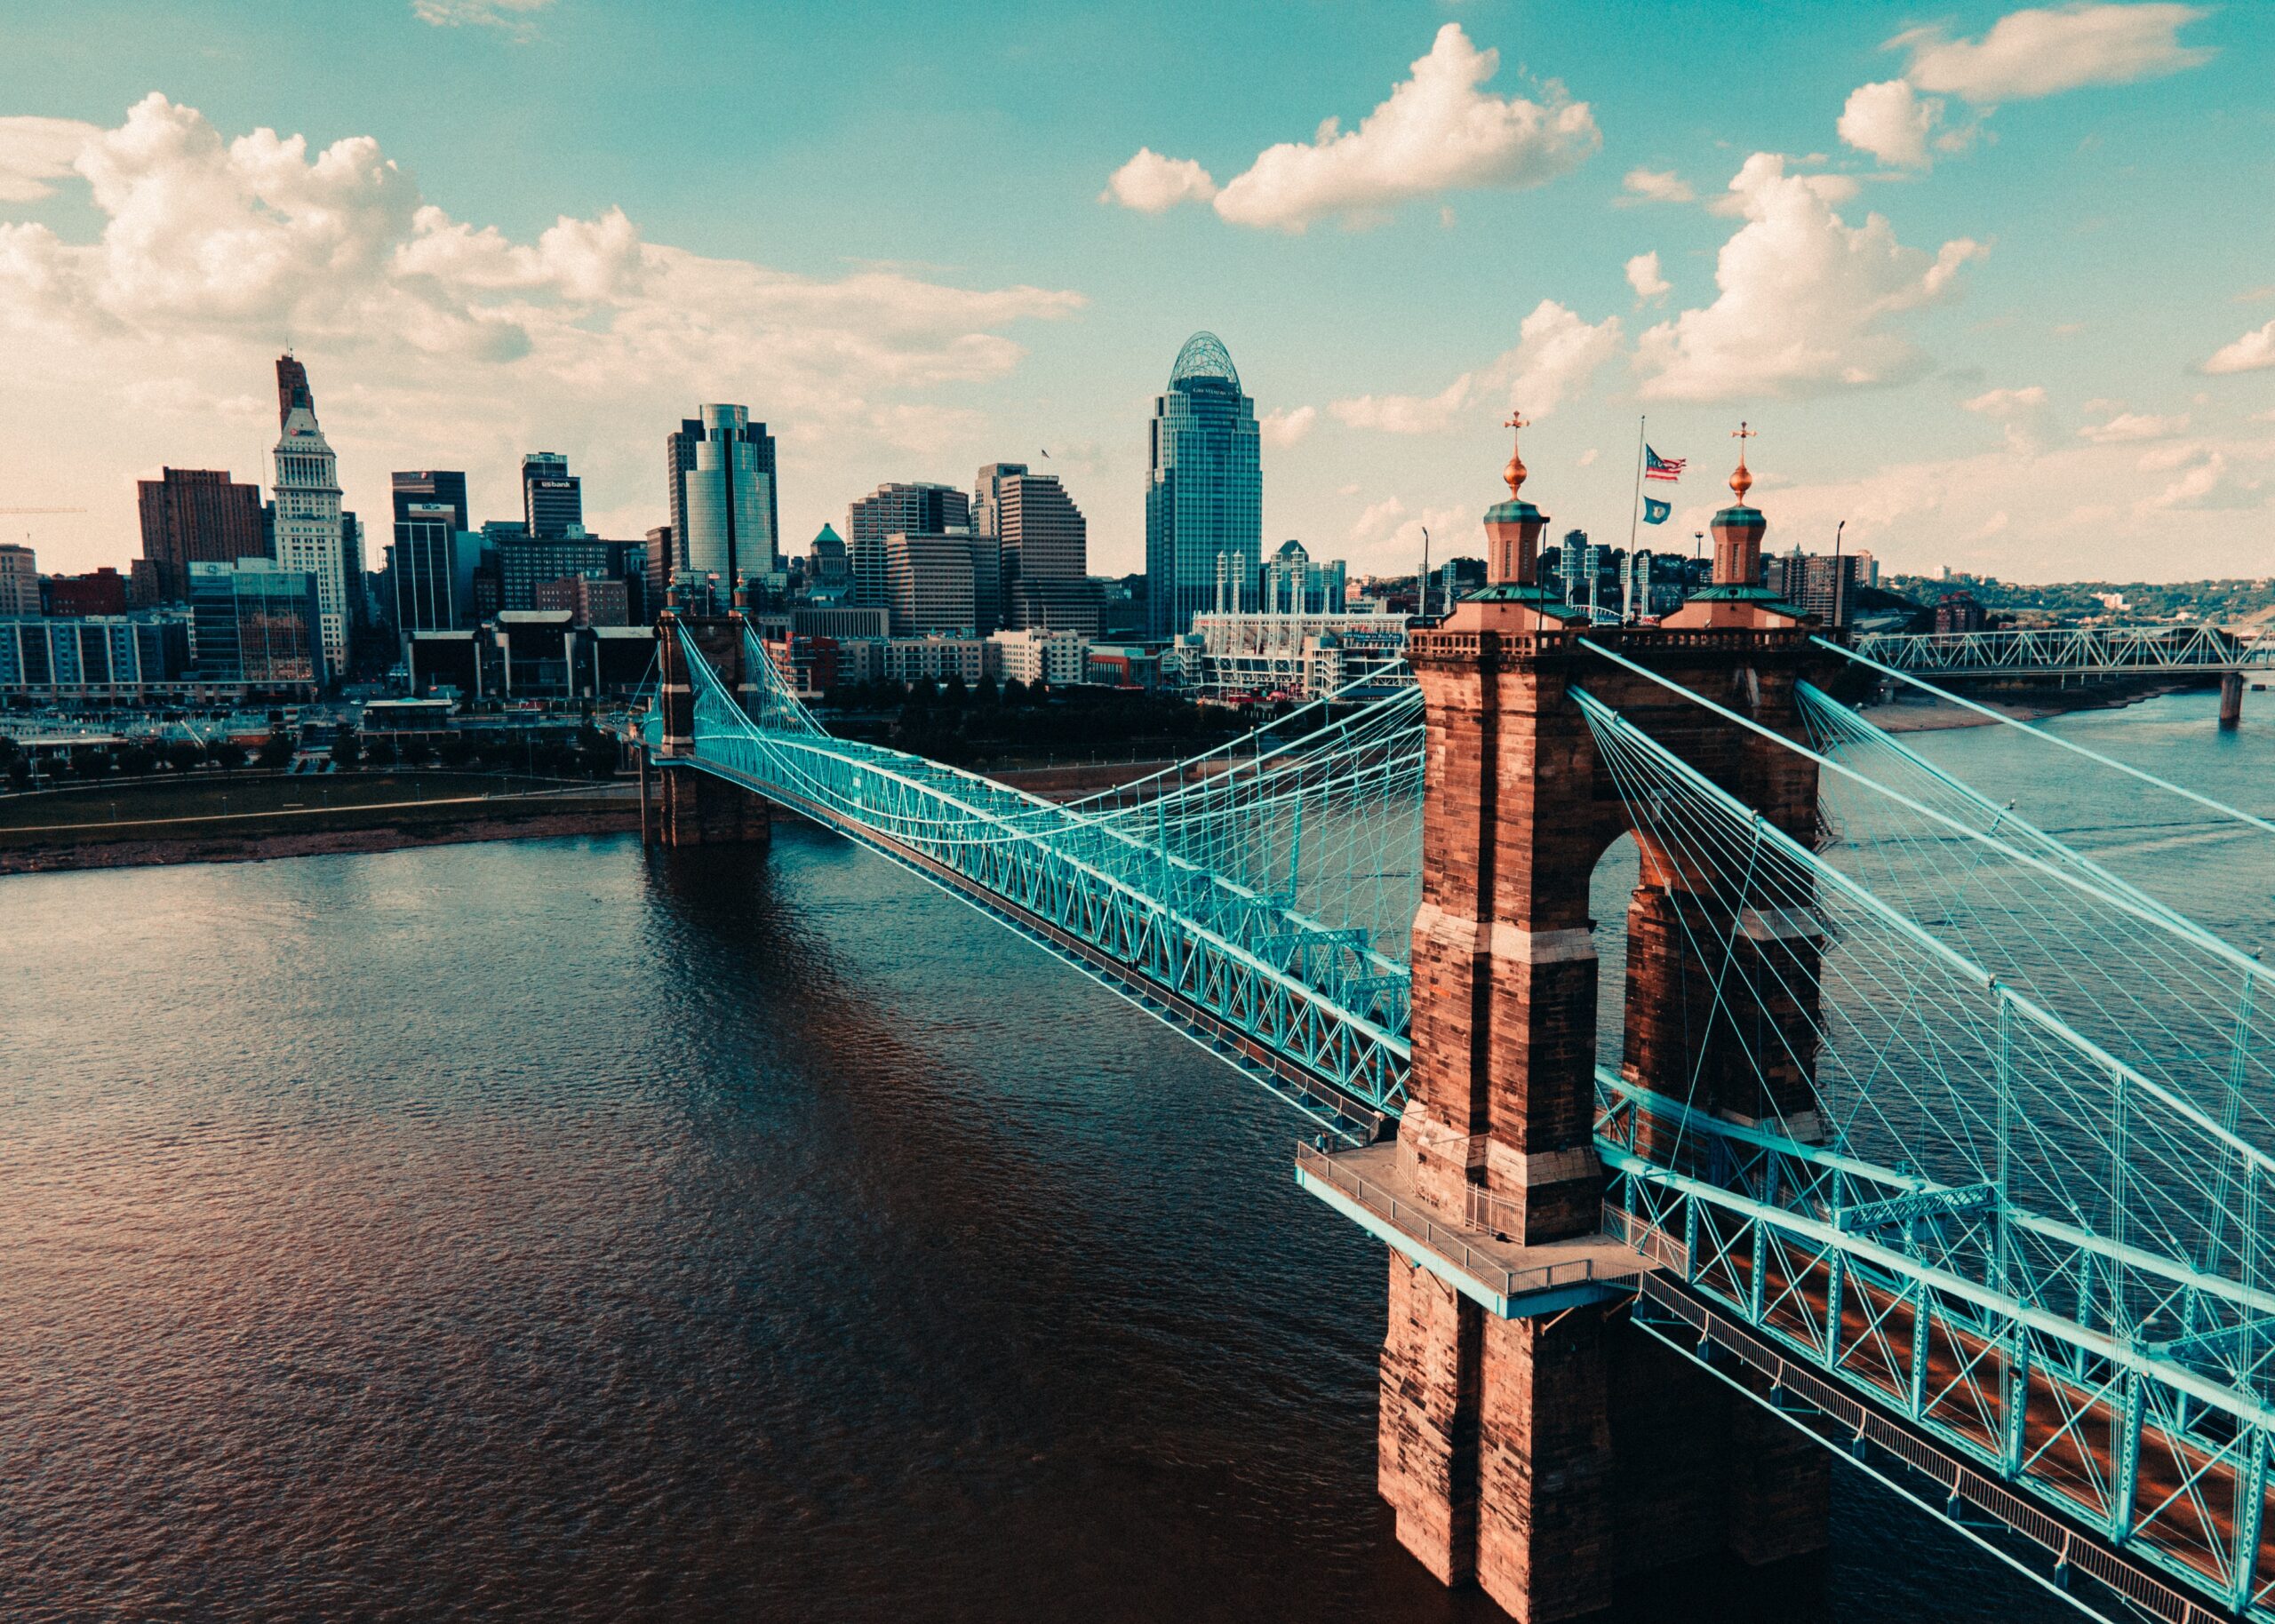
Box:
15;692;2258;1621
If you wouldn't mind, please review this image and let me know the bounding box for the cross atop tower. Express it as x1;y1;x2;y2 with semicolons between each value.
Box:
1503;410;1530;498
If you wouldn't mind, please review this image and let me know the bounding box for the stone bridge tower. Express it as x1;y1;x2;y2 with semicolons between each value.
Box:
1380;423;1832;1620
644;605;773;848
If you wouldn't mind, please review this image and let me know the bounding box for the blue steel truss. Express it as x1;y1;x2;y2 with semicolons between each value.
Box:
654;623;2275;1622
663;625;1420;1133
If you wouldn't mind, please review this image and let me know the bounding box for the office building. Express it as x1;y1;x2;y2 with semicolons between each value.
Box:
0;613;192;699
970;462;1025;633
0;544;35;617
1934;591;1986;633
883;530;976;635
986;627;1090;688
44;569;129;617
491;530;645;613
1259;539;1346;615
807;524;850;597
188;559;325;689
392;500;459;641
791;604;886;641
982;466;1097;634
1761;547;1858;629
1145;331;1261;637
879;634;985;685
847;482;967;609
668;407;779;585
522;452;583;539
136;467;267;601
644;526;673;604
532;572;629;627
268;354;350;674
392;470;470;532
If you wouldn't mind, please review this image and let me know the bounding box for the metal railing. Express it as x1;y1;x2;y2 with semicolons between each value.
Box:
1295;1142;1649;1301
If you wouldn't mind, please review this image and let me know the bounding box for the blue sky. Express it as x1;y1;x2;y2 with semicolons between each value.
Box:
0;0;2270;582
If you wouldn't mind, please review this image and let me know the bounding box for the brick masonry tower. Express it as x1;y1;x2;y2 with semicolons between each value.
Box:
1377;420;1832;1620
648;606;773;848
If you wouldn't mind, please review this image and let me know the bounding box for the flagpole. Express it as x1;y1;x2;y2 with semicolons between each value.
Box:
1626;414;1646;558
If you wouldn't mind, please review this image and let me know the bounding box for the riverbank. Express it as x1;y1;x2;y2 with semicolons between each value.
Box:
0;770;637;874
1861;675;2202;734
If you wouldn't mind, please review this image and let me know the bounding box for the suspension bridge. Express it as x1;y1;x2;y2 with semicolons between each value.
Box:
633;437;2275;1624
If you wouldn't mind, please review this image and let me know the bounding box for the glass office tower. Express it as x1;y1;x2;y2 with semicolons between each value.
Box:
671;406;779;586
1145;331;1261;638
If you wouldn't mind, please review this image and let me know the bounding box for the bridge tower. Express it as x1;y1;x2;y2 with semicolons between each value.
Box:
648;605;773;848
1382;424;1831;1620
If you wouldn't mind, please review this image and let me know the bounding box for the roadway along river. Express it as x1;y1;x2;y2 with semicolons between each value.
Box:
4;689;2271;1622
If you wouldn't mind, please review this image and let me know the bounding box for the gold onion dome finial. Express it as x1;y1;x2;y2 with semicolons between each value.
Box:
1729;419;1758;503
1503;410;1530;498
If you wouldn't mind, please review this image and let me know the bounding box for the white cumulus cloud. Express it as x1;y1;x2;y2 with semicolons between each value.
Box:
1633;153;1985;403
0;93;1085;555
1624;250;1670;304
1839;79;1943;168
1260;404;1316;447
1618;167;1694;205
1963;384;2052;450
1892;3;2212;102
2079;410;2189;443
2204;319;2275;375
0;115;100;202
411;0;554;35
1332;299;1620;434
1106;25;1598;233
1098;148;1217;213
1963;385;2049;417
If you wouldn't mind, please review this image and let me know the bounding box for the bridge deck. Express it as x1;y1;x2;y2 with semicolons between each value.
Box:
1294;1142;1656;1318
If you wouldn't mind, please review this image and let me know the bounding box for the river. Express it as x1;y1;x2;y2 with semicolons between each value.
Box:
4;689;2270;1622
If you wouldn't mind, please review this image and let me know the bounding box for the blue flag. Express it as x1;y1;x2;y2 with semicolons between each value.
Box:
1643;497;1672;525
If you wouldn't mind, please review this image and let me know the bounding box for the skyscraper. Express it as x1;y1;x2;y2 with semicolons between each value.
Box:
846;482;968;609
392;470;469;532
1145;331;1261;637
135;468;267;601
986;466;1097;634
275;354;312;428
392;501;459;641
667;407;779;585
522;453;582;538
0;544;36;617
269;354;349;674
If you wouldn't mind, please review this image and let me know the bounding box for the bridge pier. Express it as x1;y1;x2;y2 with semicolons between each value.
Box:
2221;669;2245;728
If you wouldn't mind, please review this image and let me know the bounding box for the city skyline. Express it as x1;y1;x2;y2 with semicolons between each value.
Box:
0;2;2271;585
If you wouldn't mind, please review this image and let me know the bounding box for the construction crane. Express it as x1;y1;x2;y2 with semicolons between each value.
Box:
0;507;87;515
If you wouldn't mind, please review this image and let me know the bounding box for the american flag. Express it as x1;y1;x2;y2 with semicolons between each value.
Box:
1644;445;1685;482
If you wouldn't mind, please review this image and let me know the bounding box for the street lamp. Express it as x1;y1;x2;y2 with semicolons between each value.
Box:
1833;519;1848;632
